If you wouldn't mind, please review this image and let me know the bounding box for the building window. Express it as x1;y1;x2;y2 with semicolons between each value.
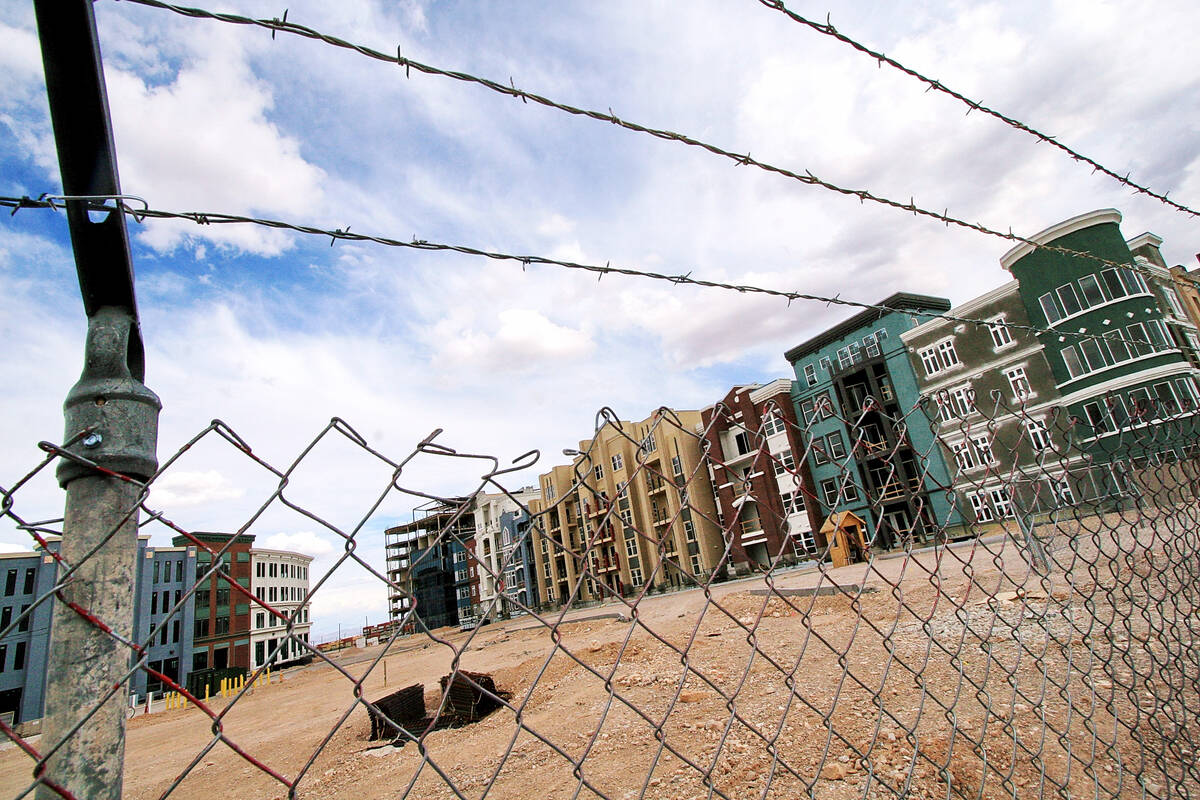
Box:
1082;401;1113;434
918;347;939;376
641;433;657;454
1004;366;1032;400
968;493;994;523
594;464;604;481
952;441;978;472
611;453;623;472
214;616;230;635
919;339;960;376
825;432;846;460
13;642;25;671
1079;338;1109;372
810;394;830;420
1038;293;1062;324
780;490;805;516
1056;284;1083;317
773;449;795;475
971;434;996;466
1061;346;1086;379
1052;477;1075;507
988;317;1014;349
989;488;1015;518
1025;418;1052;451
820;479;840;507
1077;274;1107;307
761;413;785;437
1163;288;1187;318
18;605;28;633
1154;382;1181;415
950;385;975;417
153;561;160;584
863;333;880;358
803;363;818;386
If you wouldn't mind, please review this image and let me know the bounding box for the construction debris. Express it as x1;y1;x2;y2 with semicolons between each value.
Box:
368;683;425;741
368;671;508;745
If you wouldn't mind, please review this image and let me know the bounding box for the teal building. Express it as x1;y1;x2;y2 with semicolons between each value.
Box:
784;293;963;552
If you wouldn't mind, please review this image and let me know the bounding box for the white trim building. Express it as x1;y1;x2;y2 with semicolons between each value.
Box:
249;548;313;671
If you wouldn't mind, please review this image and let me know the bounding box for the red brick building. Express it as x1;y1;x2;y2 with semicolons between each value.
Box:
700;380;821;571
173;532;255;671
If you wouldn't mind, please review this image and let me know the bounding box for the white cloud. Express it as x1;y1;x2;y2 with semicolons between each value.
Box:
105;50;325;255
261;530;336;558
431;307;595;372
148;469;245;509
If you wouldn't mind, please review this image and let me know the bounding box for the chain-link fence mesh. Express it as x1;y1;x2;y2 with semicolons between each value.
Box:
0;388;1197;799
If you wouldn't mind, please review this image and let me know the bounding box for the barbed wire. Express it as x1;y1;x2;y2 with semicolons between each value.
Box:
109;0;1200;271
751;0;1199;219
2;194;1186;356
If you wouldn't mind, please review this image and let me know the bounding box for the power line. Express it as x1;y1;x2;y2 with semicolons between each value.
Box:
1;194;1183;354
112;0;1197;274
751;0;1199;219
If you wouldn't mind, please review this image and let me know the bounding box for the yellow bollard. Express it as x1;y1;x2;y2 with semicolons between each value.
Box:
205;682;210;702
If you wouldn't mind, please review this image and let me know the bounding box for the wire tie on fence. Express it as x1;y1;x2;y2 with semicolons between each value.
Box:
330;226;349;246
509;77;526;103
397;46;410;77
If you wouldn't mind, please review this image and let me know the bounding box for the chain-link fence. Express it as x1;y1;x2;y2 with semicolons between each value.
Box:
0;386;1196;799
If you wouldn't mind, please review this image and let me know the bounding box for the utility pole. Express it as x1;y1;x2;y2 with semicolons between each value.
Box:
33;2;160;798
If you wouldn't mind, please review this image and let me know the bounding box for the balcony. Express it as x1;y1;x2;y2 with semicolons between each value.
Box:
586;500;611;519
590;523;616;544
590;556;621;573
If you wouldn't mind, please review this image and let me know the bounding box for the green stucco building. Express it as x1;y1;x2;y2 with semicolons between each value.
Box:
1001;209;1200;476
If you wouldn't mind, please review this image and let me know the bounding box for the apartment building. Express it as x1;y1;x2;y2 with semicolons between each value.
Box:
901;281;1069;522
174;532;255;672
785;293;963;555
0;536;199;725
385;500;474;631
531;409;724;606
0;549;56;726
473;487;540;619
249;548;313;671
1000;210;1200;470
132;541;198;699
499;505;538;613
700;380;821;570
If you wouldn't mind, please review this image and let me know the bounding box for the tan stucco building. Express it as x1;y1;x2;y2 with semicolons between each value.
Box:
529;409;724;607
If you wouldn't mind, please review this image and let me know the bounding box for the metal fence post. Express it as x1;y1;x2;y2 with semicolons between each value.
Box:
33;2;160;796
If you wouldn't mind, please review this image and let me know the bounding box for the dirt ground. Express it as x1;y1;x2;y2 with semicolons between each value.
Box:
1;518;1194;799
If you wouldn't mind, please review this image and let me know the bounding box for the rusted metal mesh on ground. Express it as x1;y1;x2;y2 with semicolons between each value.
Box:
0;391;1197;800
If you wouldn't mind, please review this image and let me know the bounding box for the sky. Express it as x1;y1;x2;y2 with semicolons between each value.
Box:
1;0;1198;636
